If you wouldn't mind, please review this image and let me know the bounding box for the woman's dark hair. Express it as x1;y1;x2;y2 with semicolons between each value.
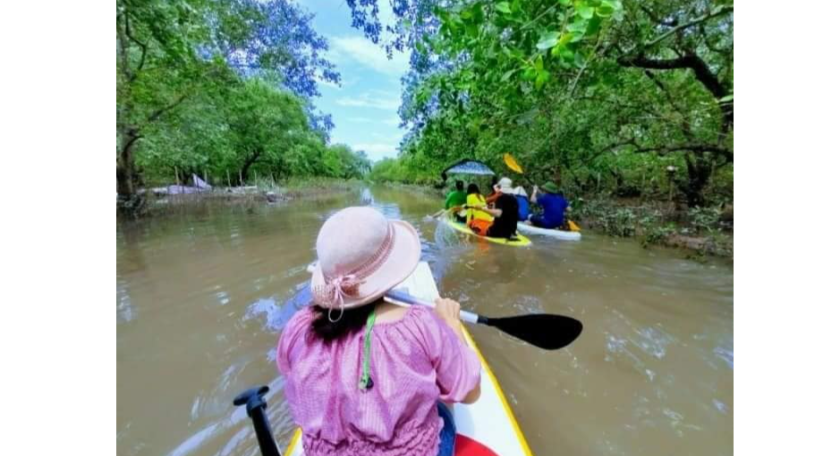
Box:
455;180;464;191
309;301;377;342
467;183;480;195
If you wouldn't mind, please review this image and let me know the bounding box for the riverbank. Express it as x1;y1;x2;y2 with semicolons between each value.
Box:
117;178;364;218
573;196;733;259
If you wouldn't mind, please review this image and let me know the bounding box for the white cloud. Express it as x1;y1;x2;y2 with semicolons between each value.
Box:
372;131;404;142
316;78;341;89
336;91;401;110
348;117;374;123
328;35;410;76
384;116;401;126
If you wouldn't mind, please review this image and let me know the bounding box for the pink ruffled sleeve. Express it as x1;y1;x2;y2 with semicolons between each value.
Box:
415;308;481;402
277;308;314;376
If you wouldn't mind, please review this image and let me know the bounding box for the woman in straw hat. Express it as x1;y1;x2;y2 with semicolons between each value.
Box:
277;207;481;456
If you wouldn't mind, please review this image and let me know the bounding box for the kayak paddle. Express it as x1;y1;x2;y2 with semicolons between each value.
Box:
503;153;534;186
503;153;581;232
301;264;582;349
233;386;281;456
385;289;583;350
503;153;525;175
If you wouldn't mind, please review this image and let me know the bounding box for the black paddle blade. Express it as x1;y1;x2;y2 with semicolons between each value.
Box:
484;314;583;350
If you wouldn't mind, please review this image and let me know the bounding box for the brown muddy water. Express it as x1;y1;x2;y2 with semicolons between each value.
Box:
117;186;733;456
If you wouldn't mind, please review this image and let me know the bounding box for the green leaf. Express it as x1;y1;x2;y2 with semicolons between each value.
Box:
719;95;734;103
502;69;517;81
586;15;603;36
535;70;550;90
559;32;574;46
567;19;587;33
574;53;586;68
534;55;544;72
557;0;571;5
496;2;512;14
596;5;615;17
466;23;479;37
552;45;575;62
551;44;574;61
576;5;594;19
536;31;561;50
523;67;537;81
472;3;486;23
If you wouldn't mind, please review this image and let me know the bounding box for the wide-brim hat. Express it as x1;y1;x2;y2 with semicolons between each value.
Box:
542;182;560;194
498;177;514;194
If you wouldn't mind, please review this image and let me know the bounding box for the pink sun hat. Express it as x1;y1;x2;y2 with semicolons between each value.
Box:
310;206;421;312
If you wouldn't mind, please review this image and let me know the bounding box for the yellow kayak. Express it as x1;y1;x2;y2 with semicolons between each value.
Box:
444;218;532;247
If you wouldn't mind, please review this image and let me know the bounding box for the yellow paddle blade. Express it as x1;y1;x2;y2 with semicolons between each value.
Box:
503;153;524;174
568;220;581;232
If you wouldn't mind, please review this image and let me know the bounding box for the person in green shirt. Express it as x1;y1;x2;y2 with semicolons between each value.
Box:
431;180;468;222
444;180;467;209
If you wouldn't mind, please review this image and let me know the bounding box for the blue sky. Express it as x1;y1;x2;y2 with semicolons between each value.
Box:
297;0;411;162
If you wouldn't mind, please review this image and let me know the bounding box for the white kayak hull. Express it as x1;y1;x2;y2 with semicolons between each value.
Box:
283;262;533;456
516;222;582;241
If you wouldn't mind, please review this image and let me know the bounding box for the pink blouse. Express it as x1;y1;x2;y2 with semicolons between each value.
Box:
277;305;481;456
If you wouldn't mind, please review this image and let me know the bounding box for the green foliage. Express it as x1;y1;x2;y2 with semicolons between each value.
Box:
132;76;371;186
369;154;439;185
382;0;732;208
117;0;367;197
642;223;677;247
687;206;722;234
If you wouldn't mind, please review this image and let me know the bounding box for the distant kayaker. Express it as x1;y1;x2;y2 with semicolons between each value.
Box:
444;180;467;209
527;182;570;229
277;207;481;456
472;178;522;240
465;183;495;235
443;180;467;222
485;191;520;239
485;176;502;206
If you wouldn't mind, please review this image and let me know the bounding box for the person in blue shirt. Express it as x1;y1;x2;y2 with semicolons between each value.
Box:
527;182;569;229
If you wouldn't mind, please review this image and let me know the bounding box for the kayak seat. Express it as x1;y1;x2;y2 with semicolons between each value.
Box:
455;434;500;456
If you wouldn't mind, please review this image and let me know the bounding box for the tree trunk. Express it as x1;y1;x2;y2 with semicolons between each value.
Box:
680;153;714;208
239;150;261;185
116;128;144;215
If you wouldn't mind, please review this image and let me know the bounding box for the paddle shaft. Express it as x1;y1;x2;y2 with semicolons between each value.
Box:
233;387;281;456
386;289;583;350
385;290;482;324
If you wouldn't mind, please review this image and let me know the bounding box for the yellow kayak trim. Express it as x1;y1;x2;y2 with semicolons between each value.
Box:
283;430;301;456
460;325;535;456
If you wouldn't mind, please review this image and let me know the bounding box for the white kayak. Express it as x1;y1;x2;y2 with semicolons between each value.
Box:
516;222;582;241
284;261;533;456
